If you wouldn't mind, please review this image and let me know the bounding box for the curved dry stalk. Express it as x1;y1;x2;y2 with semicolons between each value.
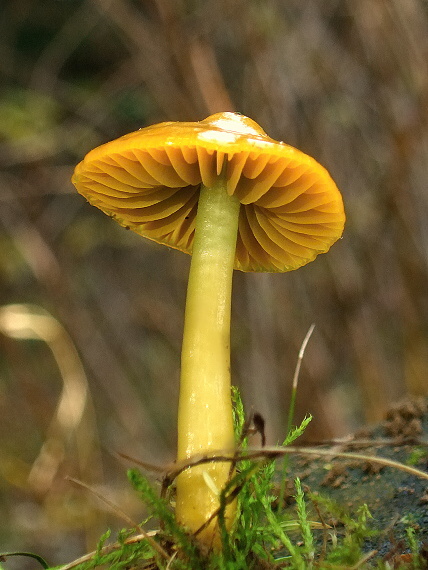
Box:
162;445;428;484
293;437;428;448
66;477;143;532
292;323;316;392
57;531;168;570
116;451;166;473
64;477;170;565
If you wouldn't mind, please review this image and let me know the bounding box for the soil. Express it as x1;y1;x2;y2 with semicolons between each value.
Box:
285;397;428;566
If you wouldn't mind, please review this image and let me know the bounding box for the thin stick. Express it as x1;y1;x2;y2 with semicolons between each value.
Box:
163;446;428;483
66;477;169;561
120;436;428;480
58;531;167;570
66;477;142;531
116;451;166;473
257;445;428;480
294;437;428;448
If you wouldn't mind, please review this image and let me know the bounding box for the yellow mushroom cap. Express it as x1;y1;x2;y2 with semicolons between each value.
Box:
72;112;345;272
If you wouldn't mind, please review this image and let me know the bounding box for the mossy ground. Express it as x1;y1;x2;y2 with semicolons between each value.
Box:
2;395;428;570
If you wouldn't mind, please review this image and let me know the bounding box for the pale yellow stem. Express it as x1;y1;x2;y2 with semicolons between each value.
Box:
175;164;240;547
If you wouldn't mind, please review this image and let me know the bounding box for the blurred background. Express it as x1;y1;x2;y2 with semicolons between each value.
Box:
0;0;427;566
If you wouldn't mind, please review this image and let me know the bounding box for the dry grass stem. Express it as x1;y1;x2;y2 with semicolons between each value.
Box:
58;530;166;570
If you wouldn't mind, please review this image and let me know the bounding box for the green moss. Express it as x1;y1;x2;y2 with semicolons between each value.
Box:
6;390;427;569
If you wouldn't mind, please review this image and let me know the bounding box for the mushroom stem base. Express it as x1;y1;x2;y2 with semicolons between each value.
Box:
176;166;240;547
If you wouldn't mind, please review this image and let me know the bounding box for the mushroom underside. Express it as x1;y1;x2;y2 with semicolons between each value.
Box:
74;146;344;272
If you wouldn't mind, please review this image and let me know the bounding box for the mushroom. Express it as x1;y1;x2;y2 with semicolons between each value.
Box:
72;112;345;547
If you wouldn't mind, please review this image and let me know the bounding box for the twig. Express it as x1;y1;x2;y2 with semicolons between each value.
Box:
66;477;170;562
297;437;428;448
161;445;428;483
57;531;168;570
117;451;166;473
66;477;142;531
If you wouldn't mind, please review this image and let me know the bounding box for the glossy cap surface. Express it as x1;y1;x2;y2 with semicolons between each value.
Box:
72;112;345;272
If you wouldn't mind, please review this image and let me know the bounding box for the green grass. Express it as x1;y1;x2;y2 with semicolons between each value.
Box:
2;389;427;569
